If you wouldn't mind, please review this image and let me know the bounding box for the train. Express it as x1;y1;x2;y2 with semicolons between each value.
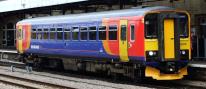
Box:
16;6;191;80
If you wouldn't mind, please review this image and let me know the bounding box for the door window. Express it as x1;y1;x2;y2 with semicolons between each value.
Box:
130;25;135;41
17;29;23;40
121;25;126;41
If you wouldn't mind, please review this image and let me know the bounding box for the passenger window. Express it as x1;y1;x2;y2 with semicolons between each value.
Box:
121;25;126;41
57;28;63;40
43;29;49;39
98;26;106;40
50;28;56;40
130;25;135;41
37;29;42;40
64;28;71;40
109;25;117;40
89;26;97;40
32;29;36;39
80;27;88;40
72;27;79;40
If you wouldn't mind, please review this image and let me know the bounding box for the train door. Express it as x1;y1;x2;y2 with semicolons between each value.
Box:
119;20;129;62
16;25;23;53
161;16;180;61
128;20;139;58
164;19;175;60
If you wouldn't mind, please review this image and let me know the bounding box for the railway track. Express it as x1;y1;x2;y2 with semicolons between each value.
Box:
0;60;169;89
0;67;147;89
0;60;205;89
0;73;74;89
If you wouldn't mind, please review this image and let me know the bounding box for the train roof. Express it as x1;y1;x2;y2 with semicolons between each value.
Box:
17;6;175;25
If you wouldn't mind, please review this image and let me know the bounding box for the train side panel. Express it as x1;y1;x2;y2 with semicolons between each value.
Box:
23;16;146;62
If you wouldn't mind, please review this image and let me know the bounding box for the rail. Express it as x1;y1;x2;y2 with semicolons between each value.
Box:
0;73;75;89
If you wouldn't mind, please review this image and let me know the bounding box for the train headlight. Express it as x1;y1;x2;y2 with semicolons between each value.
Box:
180;50;189;60
181;50;186;55
169;68;174;72
146;51;158;62
149;51;154;56
182;51;186;55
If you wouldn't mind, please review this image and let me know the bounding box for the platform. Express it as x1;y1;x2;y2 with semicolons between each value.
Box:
0;59;24;65
189;61;206;68
0;49;18;61
0;49;17;54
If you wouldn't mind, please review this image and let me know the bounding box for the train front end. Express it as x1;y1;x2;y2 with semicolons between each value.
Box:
144;11;191;80
16;23;31;54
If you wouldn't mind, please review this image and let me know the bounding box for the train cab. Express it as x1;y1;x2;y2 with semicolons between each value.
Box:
144;12;191;80
16;24;31;54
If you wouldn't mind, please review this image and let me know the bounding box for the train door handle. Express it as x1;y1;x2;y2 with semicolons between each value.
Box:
171;38;174;40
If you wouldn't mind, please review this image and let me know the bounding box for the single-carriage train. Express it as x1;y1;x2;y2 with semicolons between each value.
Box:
16;6;191;80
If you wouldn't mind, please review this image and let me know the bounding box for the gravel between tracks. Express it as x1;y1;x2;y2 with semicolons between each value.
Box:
0;82;25;89
0;66;152;89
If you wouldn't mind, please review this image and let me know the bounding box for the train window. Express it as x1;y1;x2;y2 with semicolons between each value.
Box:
50;28;56;40
16;29;20;39
57;28;63;40
98;26;106;40
89;26;97;40
32;29;36;39
72;27;79;40
130;25;135;41
145;14;158;38
80;27;88;40
121;25;126;41
21;29;24;39
37;29;42;40
109;25;117;40
17;29;23;40
43;29;49;39
179;13;188;37
64;28;71;40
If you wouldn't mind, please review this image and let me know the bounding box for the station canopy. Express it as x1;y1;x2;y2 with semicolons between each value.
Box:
0;0;86;13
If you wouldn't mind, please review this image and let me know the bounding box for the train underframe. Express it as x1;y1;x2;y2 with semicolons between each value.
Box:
20;54;188;81
21;54;146;81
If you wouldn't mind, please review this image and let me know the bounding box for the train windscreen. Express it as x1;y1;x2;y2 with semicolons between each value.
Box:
144;14;158;38
178;13;188;38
